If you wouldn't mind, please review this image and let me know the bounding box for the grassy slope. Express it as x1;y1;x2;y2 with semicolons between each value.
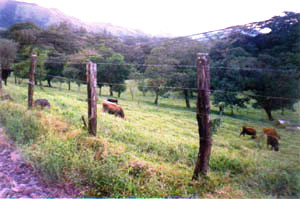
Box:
0;79;300;197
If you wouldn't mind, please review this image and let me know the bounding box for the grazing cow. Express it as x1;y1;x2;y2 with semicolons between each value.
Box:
267;135;279;151
107;98;118;104
240;126;257;139
102;100;125;119
34;99;51;109
263;128;280;139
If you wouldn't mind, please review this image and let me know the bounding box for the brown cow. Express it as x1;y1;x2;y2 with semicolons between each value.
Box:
263;128;280;139
240;126;256;139
102;100;125;119
267;135;279;151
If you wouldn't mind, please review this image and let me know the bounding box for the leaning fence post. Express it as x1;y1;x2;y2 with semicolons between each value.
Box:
28;54;37;109
192;53;212;180
86;61;98;136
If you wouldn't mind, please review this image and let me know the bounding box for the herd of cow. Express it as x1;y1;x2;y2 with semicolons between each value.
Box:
34;98;281;152
240;126;280;151
101;99;281;152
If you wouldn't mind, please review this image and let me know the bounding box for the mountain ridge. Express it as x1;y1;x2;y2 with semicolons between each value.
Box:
0;0;155;37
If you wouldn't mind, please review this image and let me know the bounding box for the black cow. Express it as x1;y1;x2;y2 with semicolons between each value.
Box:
107;98;118;104
2;69;14;85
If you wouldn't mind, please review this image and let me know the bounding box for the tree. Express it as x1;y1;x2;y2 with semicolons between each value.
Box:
8;22;41;48
148;38;207;108
210;12;300;120
63;65;81;90
112;84;127;98
138;78;148;96
40;22;82;55
0;39;18;87
243;58;298;120
144;47;176;104
210;46;252;114
64;48;101;90
96;45;131;96
44;53;65;87
128;68;144;99
34;48;48;86
144;66;170;104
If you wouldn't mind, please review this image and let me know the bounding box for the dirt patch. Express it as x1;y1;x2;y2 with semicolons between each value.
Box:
0;127;82;198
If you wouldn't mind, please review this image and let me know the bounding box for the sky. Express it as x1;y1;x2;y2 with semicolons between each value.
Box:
17;0;300;36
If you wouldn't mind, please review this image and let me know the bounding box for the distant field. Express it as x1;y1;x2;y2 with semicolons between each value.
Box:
0;78;299;198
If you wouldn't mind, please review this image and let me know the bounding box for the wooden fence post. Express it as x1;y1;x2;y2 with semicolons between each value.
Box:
86;61;98;136
192;53;212;180
28;54;37;109
0;63;2;90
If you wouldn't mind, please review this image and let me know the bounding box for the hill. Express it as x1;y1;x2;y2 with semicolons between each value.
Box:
0;0;149;37
0;78;299;197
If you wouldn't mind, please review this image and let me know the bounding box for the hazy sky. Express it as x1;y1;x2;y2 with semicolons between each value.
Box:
18;0;300;36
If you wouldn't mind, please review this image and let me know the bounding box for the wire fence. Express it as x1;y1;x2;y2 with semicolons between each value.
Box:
8;70;300;124
22;72;298;102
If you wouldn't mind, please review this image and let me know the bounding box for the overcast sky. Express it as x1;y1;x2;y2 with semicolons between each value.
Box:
18;0;300;36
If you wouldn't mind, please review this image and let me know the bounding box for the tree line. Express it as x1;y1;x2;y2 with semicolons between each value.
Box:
0;11;299;121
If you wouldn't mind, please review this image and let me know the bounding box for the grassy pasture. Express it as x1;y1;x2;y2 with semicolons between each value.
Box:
0;78;299;197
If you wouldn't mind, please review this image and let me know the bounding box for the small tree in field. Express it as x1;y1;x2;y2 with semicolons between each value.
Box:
144;66;170;104
144;47;175;104
112;84;127;98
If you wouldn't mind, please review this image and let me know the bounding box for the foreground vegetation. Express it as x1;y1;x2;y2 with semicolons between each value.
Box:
0;79;299;197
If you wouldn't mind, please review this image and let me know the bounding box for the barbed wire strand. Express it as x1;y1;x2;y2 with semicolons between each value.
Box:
10;58;300;73
23;73;300;101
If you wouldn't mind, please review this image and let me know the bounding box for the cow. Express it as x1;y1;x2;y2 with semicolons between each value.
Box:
2;69;14;86
240;126;257;139
102;100;125;119
267;135;279;151
107;98;118;104
34;99;51;109
263;128;280;139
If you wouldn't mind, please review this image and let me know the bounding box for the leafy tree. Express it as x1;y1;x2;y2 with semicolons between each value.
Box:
112;84;127;98
144;46;177;104
40;22;82;55
0;39;18;87
8;22;41;47
144;39;207;107
63;65;81;90
96;45;131;96
210;46;252;114
138;78;148;96
44;52;65;87
144;66;171;104
35;48;48;86
64;48;101;90
128;68;146;98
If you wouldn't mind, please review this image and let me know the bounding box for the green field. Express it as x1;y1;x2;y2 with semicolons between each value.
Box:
0;78;300;198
